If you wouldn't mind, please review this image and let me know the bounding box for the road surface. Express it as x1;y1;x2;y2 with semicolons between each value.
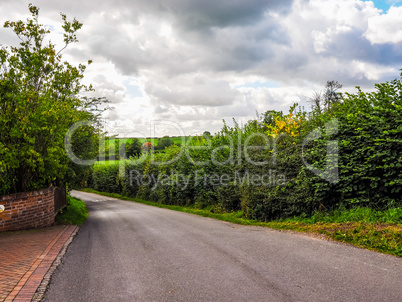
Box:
44;191;402;301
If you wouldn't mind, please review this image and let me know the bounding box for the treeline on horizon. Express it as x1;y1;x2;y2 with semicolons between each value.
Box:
90;77;402;221
100;136;187;160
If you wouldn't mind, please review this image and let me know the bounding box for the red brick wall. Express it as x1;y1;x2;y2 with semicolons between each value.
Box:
0;187;55;232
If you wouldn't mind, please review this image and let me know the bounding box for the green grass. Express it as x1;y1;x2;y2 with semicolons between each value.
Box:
94;159;125;166
94;156;151;166
107;136;189;146
283;207;402;224
80;188;402;257
55;196;89;226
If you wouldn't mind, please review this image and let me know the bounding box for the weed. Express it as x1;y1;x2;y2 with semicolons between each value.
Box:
55;196;89;226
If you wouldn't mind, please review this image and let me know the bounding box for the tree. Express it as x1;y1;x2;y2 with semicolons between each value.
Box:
0;4;105;194
310;90;323;114
309;80;342;113
141;142;154;152
66;124;100;188
261;110;283;126
126;138;142;158
155;136;174;151
324;80;342;110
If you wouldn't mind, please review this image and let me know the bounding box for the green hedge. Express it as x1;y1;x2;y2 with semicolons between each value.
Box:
90;75;402;221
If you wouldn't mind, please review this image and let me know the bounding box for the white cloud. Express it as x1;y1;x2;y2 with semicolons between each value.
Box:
365;6;402;44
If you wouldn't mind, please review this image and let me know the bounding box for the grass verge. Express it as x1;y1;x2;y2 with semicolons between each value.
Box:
81;188;401;257
55;195;88;226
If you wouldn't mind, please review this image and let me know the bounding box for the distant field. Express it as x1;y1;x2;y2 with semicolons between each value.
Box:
95;159;145;166
97;135;192;164
107;136;189;146
94;159;121;166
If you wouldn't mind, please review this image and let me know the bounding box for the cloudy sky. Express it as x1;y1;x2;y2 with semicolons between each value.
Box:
1;0;402;137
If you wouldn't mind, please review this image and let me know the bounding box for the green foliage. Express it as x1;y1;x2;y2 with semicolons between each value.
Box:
55;195;88;226
89;74;402;224
66;124;100;188
126;138;142;158
154;136;174;151
0;5;105;194
335;78;402;208
91;162;122;193
261;110;282;128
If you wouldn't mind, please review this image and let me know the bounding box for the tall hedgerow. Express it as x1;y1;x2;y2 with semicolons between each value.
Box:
91;74;402;220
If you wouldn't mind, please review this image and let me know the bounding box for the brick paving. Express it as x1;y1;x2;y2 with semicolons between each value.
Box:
0;225;77;302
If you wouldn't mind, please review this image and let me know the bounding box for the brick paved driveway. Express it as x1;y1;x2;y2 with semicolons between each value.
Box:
0;225;77;301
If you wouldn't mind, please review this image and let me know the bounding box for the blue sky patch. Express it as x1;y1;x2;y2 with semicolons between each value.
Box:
364;0;402;12
236;81;279;89
124;81;143;98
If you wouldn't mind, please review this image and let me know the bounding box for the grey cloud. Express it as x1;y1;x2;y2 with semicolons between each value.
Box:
3;0;402;137
154;105;169;114
70;0;293;77
89;75;127;103
24;0;293;31
316;30;402;74
84;13;290;78
106;0;294;30
93;75;125;91
144;75;239;107
168;0;293;31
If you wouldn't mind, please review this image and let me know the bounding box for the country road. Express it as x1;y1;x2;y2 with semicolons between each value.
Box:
44;191;402;302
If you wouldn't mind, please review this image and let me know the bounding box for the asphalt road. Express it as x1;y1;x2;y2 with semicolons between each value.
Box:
44;191;402;302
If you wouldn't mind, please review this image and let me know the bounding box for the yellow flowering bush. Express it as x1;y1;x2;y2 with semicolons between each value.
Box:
265;103;305;138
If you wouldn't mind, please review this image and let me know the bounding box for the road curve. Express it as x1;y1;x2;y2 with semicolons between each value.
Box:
44;191;402;302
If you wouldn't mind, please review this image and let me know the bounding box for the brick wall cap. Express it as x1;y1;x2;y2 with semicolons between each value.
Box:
0;187;54;202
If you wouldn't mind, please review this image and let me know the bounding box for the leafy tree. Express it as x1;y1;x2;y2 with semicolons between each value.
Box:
0;4;105;194
126;138;142;158
155;136;174;151
66;124;100;188
261;110;283;127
